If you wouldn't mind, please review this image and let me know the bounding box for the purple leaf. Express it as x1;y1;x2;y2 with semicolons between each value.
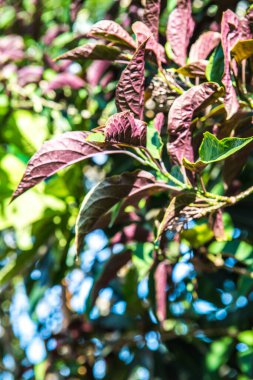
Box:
76;171;173;253
221;10;241;119
54;43;123;62
43;25;69;45
116;39;148;119
12;132;103;200
209;209;226;241
87;20;136;49
155;261;169;322
0;35;24;64
166;0;195;66
70;0;83;22
189;31;221;62
44;73;85;92
105;111;146;147
76;170;160;253
18;66;43;86
154;112;165;134
167;82;220;165
86;61;111;86
132;21;166;65
143;0;161;41
89;250;132;308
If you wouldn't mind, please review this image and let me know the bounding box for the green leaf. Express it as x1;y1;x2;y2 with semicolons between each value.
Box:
205;337;233;372
132;242;154;280
181;223;214;248
238;331;253;347
183;132;253;171
231;39;253;63
238;348;253;378
34;360;47;380
85;132;105;143
146;124;163;159
206;44;224;85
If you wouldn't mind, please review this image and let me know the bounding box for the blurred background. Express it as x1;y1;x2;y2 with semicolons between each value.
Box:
1;1;253;379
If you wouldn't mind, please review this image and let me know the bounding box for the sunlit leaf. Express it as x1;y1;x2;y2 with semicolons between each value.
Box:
183;132;253;171
116;39;148;119
87;20;136;49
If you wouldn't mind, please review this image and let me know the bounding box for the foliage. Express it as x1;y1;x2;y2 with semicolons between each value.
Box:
1;1;253;379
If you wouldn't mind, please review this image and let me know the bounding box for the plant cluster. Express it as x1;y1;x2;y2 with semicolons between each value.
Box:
1;0;253;379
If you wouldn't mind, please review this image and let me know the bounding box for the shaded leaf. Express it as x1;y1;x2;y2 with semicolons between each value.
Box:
158;193;196;237
209;209;226;241
189;31;221;62
87;20;136;49
223;129;253;187
166;0;195;66
132;242;154;280
206;43;224;85
231;39;253;63
111;224;153;245
147;123;163;159
105;111;146;147
88;250;132;309
177;60;208;78
54;43;123;62
116;39;148;119
76;171;161;254
143;0;161;41
183;132;253;171
221;10;240;119
167;82;220;165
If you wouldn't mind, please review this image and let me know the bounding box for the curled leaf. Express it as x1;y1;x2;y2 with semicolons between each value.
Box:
105;111;146;147
167;82;220;165
166;0;195;66
116;39;148;119
54;43;123;62
143;0;161;41
87;20;136;49
189;31;221;62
